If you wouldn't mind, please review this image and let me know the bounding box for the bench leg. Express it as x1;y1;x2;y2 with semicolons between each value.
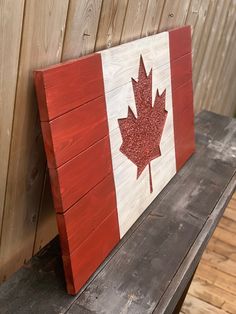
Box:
172;268;197;314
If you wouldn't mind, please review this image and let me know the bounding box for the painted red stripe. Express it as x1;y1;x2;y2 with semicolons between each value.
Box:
169;28;195;171
34;53;120;295
49;136;113;213
63;209;120;295
171;54;192;91
57;174;117;255
34;54;104;121
168;26;191;59
41;95;109;168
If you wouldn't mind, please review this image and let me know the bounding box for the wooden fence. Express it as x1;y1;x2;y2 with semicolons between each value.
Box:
0;0;236;283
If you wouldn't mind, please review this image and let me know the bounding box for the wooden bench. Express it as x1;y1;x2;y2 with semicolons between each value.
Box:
0;110;235;313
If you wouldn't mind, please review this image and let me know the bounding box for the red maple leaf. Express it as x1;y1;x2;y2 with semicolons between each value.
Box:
118;55;168;193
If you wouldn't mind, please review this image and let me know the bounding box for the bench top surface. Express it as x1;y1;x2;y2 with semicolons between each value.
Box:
0;111;235;314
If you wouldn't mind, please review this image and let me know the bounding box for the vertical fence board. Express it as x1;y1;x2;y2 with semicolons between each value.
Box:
207;1;236;112
194;0;230;112
95;0;129;50
120;0;149;43
0;0;25;240
192;0;217;91
215;26;236;116
63;0;102;60
0;0;69;282
141;0;165;36
186;0;210;61
158;0;191;32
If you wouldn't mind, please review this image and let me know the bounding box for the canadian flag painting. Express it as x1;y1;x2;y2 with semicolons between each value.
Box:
34;26;195;295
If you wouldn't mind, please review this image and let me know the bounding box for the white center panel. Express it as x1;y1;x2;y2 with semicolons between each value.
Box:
101;32;177;237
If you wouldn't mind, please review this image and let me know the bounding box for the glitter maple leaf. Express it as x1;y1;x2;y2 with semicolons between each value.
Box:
118;55;168;193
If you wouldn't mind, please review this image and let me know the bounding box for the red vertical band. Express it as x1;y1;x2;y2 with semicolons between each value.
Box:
34;53;120;295
169;26;195;170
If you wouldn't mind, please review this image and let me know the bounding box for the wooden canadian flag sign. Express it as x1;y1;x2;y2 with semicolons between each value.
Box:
34;26;195;295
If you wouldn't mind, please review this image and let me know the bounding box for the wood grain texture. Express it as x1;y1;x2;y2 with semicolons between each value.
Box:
141;0;165;37
194;0;230;112
168;26;191;60
0;0;25;241
188;277;236;313
41;95;109;168
34;54;104;121
186;0;211;63
202;250;236;277
169;26;194;171
207;1;236;112
158;0;191;32
57;174;117;255
95;0;129;50
63;209;120;295
62;0;102;60
192;0;217;91
120;0;149;43
170;53;192;90
49;136;113;213
181;294;228;314
0;0;69;282
172;81;195;170
214;18;236;116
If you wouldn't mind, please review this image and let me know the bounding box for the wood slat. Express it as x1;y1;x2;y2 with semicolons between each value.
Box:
207;237;236;263
185;0;211;65
188;277;236;313
181;294;228;314
120;0;149;43
95;0;129;50
168;26;191;60
56;174;117;255
196;262;236;296
194;0;231;112
201;250;236;277
34;54;104;121
41;95;109;168
63;209;120;295
0;0;69;282
218;216;236;234
158;0;191;32
0;0;25;240
213;226;236;247
62;0;102;60
49;136;113;213
206;1;236;111
141;0;165;36
192;0;217;95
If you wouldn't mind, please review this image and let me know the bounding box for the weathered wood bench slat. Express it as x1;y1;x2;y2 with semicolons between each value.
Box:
0;111;235;314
